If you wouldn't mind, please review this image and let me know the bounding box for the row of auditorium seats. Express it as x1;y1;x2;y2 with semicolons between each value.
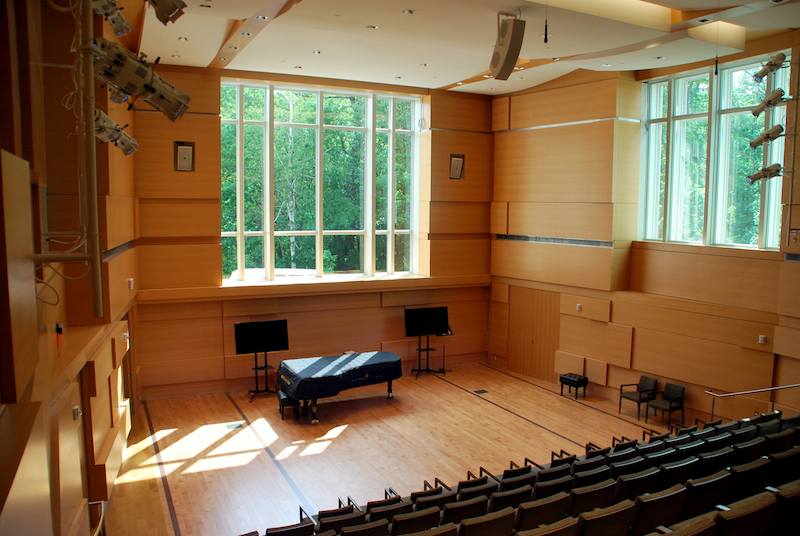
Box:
240;412;800;536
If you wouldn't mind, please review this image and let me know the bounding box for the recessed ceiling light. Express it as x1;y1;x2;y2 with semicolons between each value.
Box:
241;32;252;36
172;54;180;58
313;50;321;54
200;3;211;7
219;57;228;61
255;15;268;20
178;36;188;41
456;82;464;86
601;63;612;67
229;46;239;50
697;18;711;23
482;74;492;78
551;57;560;61
395;76;402;79
513;66;523;70
366;25;379;29
295;66;302;69
516;77;525;81
539;34;552;38
402;9;416;15
420;63;427;67
655;56;665;60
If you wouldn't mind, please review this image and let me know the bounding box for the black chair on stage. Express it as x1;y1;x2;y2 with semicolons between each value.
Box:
646;383;685;426
619;376;658;420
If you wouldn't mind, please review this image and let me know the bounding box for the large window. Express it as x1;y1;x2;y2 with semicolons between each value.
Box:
641;53;788;248
221;84;419;281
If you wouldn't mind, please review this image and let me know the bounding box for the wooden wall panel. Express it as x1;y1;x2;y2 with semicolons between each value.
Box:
489;301;509;339
136;317;224;363
617;76;643;120
429;90;492;132
631;327;774;395
611;244;632;292
102;196;135;250
775;326;800;359
381;291;430;308
613;203;638;241
510;78;618;130
429;287;490;304
139;301;222;322
491;283;509;304
508;287;560;381
778;262;800;318
138;356;224;387
106;101;135;197
508;202;614;240
585;358;608;385
429;239;491;276
631;247;781;312
558;316;632;368
492;240;614;291
430;131;493;202
492;97;510;131
134;112;221;199
554;351;585;376
612;121;641;205
774;355;800;411
495;123;615;203
138;67;221;115
429;202;490;234
137;199;221;238
138;244;221;289
107;247;137;322
491;202;508;234
560;294;611;322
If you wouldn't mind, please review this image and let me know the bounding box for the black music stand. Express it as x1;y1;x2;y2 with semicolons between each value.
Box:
405;307;450;378
234;319;289;402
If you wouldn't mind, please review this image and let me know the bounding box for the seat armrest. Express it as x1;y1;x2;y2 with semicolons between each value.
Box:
655;526;673;534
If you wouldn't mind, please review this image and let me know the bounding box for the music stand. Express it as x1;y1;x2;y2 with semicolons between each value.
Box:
234;319;289;401
405;307;450;378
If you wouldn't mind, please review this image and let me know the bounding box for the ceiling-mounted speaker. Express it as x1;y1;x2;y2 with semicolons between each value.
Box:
490;18;526;80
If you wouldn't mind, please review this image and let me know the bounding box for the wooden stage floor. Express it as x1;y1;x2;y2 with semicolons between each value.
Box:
105;363;673;536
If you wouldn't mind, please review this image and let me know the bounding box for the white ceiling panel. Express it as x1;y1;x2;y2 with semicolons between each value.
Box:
141;10;234;67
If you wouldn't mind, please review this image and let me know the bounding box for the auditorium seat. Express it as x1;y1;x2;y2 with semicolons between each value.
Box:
643;447;677;469
768;444;800;486
456;476;494;494
675;425;697;436
515;516;578;536
730;437;765;466
713;491;777;536
755;419;781;437
571;465;611;488
366;496;403;513
532;475;574;501
414;490;457;512
534;465;572;484
369;501;414;524
730;425;758;444
497;472;538;492
689;428;715;441
606;447;638;465
713;422;739;436
439;495;488;526
456;482;498;502
699;418;723;430
341;519;389;536
650;513;717;535
575;499;639;536
770;478;800;534
549;454;577;469
514;492;570;532
664;435;692;449
389;507;441;536
316;505;356;522
583;446;610;460
699;432;732;453
410;487;443;504
681;470;731;521
675;440;705;459
636;440;665;457
266;519;314;536
401;523;456;536
629;484;687;536
316;511;367;534
501;464;533;480
613;466;661;503
760;410;781;422
611;440;639;453
487;485;532;513
658;456;700;489
779;412;800;432
761;428;795;456
570;456;605;475
238;532;259;536
696;446;734;477
455;507;515;536
565;478;616;517
610;456;645;480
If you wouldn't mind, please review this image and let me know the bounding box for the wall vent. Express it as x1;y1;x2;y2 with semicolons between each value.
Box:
497;234;612;248
785;253;800;263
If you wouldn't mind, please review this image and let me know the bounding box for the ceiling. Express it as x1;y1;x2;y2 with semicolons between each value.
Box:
133;0;800;95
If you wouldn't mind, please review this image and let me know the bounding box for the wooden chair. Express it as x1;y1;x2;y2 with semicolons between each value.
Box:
770;477;800;534
513;492;570;532
439;495;488;526
531;475;573;501
487;485;532;513
575;499;639;536
629;484;687;536
713;491;777;536
389;507;441;536
565;478;616;517
613;466;660;503
619;375;658;419
726;458;771;504
646;383;685;426
455;507;515;536
368;500;413;524
681;470;731;521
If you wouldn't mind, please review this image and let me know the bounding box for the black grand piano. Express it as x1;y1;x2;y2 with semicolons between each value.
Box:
276;351;402;424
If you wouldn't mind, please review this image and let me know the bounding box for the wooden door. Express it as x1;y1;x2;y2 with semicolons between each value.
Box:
508;286;560;382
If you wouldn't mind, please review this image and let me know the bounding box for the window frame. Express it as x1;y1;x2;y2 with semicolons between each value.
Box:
640;53;788;250
221;82;420;282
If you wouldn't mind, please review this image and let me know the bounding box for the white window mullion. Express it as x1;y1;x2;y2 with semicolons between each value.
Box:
664;79;675;241
236;84;246;281
387;99;396;275
364;95;376;277
703;67;716;245
266;85;275;280
315;92;324;277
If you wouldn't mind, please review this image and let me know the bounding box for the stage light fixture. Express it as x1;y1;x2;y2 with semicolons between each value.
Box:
754;52;786;82
746;163;782;185
94;109;138;155
752;88;785;117
749;124;783;149
93;0;131;36
147;0;186;25
87;38;191;121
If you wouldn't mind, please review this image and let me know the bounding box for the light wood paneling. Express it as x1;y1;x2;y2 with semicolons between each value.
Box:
584;358;608;386
631;247;781;312
381;291;430;307
611;244;632;291
631;327;774;395
492;97;510;131
138;243;221;289
778;261;800;318
429;239;490;276
134;112;221;199
495;122;615;203
559;316;632;368
613;203;638;241
138;66;221;115
138;356;225;387
617;76;643;120
138;199;221;238
429;287;490;304
137;317;224;363
106;101;135;197
508;202;614;240
492;240;614;291
50;382;85;536
102;196;135;250
139;301;222;322
491;202;508;234
775;326;800;359
491;283;509;303
612;121;641;204
508;287;560;382
510;79;618;130
221;299;279;317
489;335;508;358
429;201;490;234
0;151;38;403
430;131;493;202
429;90;492;132
554;351;585;376
489;301;509;339
774;355;800;411
281;293;383;313
560;294;611;322
107;247;138;322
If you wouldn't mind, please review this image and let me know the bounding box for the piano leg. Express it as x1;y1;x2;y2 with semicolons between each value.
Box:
311;399;319;425
388;379;394;398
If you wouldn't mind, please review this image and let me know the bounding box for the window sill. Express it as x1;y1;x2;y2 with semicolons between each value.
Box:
137;273;492;303
632;240;784;261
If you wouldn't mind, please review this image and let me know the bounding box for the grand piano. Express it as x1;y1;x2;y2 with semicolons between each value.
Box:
276;351;402;424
